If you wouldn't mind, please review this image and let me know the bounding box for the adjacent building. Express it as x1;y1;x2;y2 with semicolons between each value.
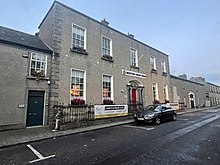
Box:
170;74;206;109
0;26;53;130
190;77;220;107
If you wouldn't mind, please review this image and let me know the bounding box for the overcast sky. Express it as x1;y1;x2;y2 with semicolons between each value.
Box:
1;0;220;85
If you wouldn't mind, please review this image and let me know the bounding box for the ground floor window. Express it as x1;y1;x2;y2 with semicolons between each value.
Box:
163;85;169;102
152;83;159;102
70;69;85;104
102;75;113;104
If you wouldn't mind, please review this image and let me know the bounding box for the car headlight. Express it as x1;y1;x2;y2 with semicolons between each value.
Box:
148;114;155;117
144;114;154;119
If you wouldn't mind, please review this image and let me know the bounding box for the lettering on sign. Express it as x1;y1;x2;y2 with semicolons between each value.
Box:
122;69;146;79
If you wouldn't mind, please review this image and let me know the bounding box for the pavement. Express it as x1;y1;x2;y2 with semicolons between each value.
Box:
0;106;218;149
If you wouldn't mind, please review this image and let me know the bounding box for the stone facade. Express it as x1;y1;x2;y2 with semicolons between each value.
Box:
170;75;206;109
38;1;171;113
190;77;220;107
207;83;220;106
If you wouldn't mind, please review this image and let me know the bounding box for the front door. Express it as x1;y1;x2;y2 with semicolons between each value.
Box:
132;89;137;104
26;91;44;126
132;89;137;108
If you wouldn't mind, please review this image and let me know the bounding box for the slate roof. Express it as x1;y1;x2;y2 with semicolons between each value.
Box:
0;26;52;54
170;75;204;86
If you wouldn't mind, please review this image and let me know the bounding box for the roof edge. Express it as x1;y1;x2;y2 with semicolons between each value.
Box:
38;1;169;57
38;1;56;29
0;39;53;54
170;75;204;86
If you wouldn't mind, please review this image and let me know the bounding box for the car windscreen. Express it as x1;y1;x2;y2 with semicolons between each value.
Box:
144;105;160;112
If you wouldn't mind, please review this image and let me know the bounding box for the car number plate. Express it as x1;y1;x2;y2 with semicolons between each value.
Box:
137;118;144;121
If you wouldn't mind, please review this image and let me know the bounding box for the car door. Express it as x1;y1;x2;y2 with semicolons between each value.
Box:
160;106;167;121
164;106;173;120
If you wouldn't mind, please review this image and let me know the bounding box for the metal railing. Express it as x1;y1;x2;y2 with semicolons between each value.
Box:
128;102;144;113
53;104;94;124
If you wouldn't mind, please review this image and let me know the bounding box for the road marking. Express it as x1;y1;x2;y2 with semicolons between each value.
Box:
27;144;55;163
124;125;155;131
166;115;220;141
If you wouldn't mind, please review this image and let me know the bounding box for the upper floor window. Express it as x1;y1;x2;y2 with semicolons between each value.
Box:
70;69;85;103
30;53;47;77
150;56;156;70
103;75;113;100
161;60;166;73
130;48;138;67
72;24;86;50
102;36;112;58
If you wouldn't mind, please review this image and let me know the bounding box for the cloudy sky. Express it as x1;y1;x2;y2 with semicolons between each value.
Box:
1;0;220;85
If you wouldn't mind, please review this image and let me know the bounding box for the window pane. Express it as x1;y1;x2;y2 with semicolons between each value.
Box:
72;25;85;49
32;54;36;60
71;70;84;100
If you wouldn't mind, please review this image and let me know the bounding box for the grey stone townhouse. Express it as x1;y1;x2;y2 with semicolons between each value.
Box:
38;1;171;116
170;74;206;109
190;76;220;106
0;26;53;130
1;1;219;131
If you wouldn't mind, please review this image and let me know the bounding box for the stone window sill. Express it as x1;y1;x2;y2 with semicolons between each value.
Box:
162;72;168;76
151;69;157;74
70;47;88;55
130;65;139;69
101;57;114;62
26;75;50;80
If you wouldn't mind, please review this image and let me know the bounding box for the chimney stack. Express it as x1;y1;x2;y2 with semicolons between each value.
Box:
128;33;134;39
101;18;109;26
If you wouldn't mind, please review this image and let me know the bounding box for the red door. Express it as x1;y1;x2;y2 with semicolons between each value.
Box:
132;89;137;106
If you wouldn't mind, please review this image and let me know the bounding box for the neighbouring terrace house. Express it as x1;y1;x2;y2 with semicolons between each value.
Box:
170;74;206;110
0;26;53;130
38;1;171;115
190;76;220;107
206;82;220;106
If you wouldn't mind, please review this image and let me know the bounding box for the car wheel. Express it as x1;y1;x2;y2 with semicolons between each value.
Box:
172;114;177;121
155;117;161;125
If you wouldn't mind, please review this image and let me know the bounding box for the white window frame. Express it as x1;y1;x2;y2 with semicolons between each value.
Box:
72;23;87;50
150;56;156;70
163;85;169;100
152;83;159;100
70;68;86;102
102;74;114;101
102;36;112;57
161;60;166;73
130;48;138;67
29;52;47;76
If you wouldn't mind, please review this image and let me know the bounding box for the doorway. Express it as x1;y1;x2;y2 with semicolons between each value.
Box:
26;91;44;126
127;80;144;112
189;93;195;109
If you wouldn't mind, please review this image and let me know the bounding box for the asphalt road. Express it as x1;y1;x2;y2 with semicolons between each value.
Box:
0;108;220;165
